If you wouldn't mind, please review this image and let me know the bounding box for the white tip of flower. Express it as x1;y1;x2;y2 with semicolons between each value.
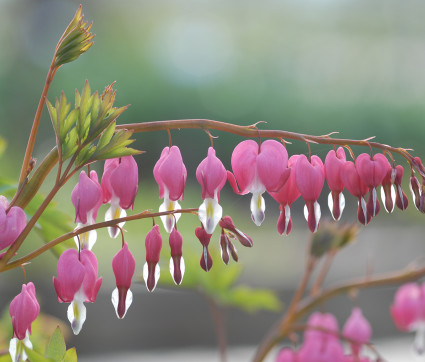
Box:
169;256;185;285
143;262;161;292
414;323;425;355
111;287;133;319
381;185;396;213
304;201;321;233
284;204;291;233
159;199;181;233
67;299;86;335
198;198;223;234
105;205;127;238
250;192;265;226
74;224;97;250
327;191;345;221
9;334;31;362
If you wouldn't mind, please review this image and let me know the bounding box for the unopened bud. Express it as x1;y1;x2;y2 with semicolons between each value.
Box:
410;176;421;210
195;227;213;272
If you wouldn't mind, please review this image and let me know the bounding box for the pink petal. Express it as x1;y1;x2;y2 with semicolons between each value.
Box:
145;225;163;263
230;140;258;193
295;155;325;202
269;155;300;206
112;242;136;289
101;158;120;203
325;147;346;192
109;156;139;209
196;147;227;200
55;249;85;302
340;162;369;198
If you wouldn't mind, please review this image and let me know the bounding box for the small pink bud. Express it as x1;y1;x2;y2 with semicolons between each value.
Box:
112;243;136;319
169;228;185;285
143;225;163;292
220;229;238;265
410;176;422;211
195;226;213;271
343;308;372;356
394;166;408;211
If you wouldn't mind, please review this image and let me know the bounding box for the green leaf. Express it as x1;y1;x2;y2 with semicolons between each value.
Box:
96;121;116;151
222;286;282;313
46;99;58;135
62;348;78;362
62;128;78;160
45;326;66;361
24;347;52;362
61;109;78;141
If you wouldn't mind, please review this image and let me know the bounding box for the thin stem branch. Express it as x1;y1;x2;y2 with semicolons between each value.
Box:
2;208;198;272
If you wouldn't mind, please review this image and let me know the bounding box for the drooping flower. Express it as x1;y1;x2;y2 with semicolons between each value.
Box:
381;165;409;213
391;282;425;354
324;147;346;221
153;146;187;233
343;308;372;357
269;155;301;236
9;282;39;362
71;170;103;250
410;175;422;211
102;156;139;238
227;140;290;226
0;196;27;251
143;225;163;292
295;155;325;233
340;161;370;225
195;226;213;272
169;227;185;285
112;242;136;319
219;216;253;247
276;348;298;362
298;312;345;362
355;153;390;217
53;249;102;335
196;147;227;234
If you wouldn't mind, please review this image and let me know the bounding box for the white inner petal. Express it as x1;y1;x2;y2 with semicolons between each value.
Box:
74;223;97;250
143;262;161;292
284;204;291;233
9;334;32;362
303;202;321;232
105;203;127;238
67;294;87;335
380;185;395;213
198;197;223;234
250;192;265;226
169;256;185;285
397;185;406;210
159;199;181;233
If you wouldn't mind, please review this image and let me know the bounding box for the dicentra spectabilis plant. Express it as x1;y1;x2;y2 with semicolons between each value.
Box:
1;5;425;362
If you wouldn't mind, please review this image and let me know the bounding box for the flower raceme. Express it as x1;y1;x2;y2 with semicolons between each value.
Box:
71;170;103;250
9;282;40;362
0;196;26;252
227;139;290;226
102;156;139;238
153;146;187;233
53;249;102;335
112;242;136;319
196;147;227;234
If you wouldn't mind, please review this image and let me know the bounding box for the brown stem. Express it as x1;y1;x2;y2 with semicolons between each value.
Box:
1;208;198;272
205;294;227;362
254;260;425;361
18;64;57;186
253;255;316;362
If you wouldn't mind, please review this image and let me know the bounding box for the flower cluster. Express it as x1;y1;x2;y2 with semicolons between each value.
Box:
276;309;373;362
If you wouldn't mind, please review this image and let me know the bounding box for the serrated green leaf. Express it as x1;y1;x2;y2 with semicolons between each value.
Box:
46;99;58;134
96;121;116;151
62;128;78;160
62;348;77;362
94;146;140;161
75;89;81;108
76;143;96;166
79;80;92;120
24;346;52;362
61;109;79;141
45;327;66;361
222;286;282;313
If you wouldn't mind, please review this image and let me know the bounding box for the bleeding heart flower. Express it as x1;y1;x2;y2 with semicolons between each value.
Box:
295;155;325;233
196;147;227;234
53;249;102;335
227;140;290;226
343;308;372;357
269;155;301;236
111;242;136;319
324;147;346;221
195;226;213;272
0;196;27;251
154;146;187;233
102;156;138;238
169;228;185;285
71;171;103;250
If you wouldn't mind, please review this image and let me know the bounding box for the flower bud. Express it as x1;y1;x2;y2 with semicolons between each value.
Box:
219;216;253;247
169;228;185;285
195;226;213;271
143;225;163;292
343;308;372;356
410;176;421;211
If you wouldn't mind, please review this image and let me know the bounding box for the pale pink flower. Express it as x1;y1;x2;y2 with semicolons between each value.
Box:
0;196;27;251
343;308;372;357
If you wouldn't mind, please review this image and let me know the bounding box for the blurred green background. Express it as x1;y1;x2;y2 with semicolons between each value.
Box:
0;0;425;360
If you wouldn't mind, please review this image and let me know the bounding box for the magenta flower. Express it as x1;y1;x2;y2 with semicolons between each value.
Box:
169;228;185;285
269;155;301;236
343;308;372;357
295;155;325;233
53;249;102;334
324;147;346;221
143;225;163;292
391;282;425;354
227;140;290;226
195;226;213;272
219;216;253;247
102;156;139;238
355;153;390;217
340;161;370;225
71;170;103;249
298;312;345;362
276;348;297;362
196;147;227;234
112;242;136;319
381;165;409;213
0;196;26;251
153;146;187;233
9;282;39;362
